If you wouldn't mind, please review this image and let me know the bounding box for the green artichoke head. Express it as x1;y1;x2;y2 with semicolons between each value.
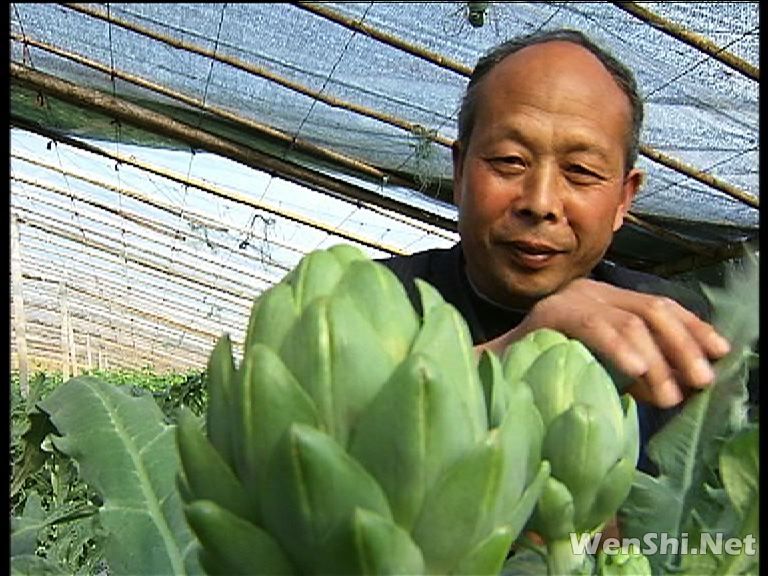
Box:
502;330;640;539
179;245;550;575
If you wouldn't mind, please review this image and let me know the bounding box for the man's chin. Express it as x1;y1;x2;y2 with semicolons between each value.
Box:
498;273;564;309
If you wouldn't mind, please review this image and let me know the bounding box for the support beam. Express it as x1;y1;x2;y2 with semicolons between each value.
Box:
11;216;30;398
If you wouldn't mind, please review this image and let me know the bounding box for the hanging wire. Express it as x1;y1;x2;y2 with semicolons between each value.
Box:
644;25;760;100
105;2;138;355
12;4;34;68
179;3;228;233
289;3;375;254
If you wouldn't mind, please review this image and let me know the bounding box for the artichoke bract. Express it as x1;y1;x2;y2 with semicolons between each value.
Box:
176;244;549;575
501;329;640;575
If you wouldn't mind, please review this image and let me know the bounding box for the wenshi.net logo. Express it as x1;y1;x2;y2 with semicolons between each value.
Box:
570;532;758;557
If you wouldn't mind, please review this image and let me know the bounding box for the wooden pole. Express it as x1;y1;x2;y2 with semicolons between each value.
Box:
59;281;71;381
11;63;455;244
611;2;759;81
14;6;757;208
8;32;428;195
11;216;30;398
10;119;459;241
86;332;93;370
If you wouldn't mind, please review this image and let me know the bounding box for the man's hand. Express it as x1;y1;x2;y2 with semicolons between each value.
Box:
484;278;731;408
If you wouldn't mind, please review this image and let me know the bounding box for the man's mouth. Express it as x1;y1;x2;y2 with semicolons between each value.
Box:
504;240;564;269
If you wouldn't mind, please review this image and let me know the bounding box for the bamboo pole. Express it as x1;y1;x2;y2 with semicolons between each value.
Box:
11;149;412;257
12;198;281;299
20;255;247;344
19;233;252;324
8;32;432;195
18;228;254;318
648;242;751;277
611;2;759;81
12;173;292;282
67;292;79;376
11;63;454;240
15;213;259;302
639;145;758;209
20;292;221;364
292;2;473;76
18;303;213;369
86;332;93;370
17;5;756;208
59;281;71;380
27;271;230;344
12;116;459;242
10;216;30;398
10;139;320;254
60;3;454;147
287;3;758;208
623;213;719;257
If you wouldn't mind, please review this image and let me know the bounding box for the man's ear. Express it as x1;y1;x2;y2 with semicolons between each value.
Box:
613;167;644;231
452;140;465;206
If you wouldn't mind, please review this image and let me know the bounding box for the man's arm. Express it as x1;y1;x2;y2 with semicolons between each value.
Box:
478;277;730;408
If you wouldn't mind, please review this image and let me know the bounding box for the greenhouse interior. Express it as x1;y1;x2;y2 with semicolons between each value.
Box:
10;3;759;576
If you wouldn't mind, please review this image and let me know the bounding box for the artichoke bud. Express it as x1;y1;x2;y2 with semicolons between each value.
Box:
349;352;482;530
176;410;255;521
184;499;295;575
204;334;237;470
522;339;596;428
621;395;640;466
411;428;507;574
410;301;488;441
501;328;569;383
262;424;393;572
415;277;446;316
244;281;299;354
334;259;419;364
234;343;319;499
572;358;626;437
530;475;576;541
327;243;368;268
582;457;636;533
318;507;426;575
495;389;545;505
279;293;397;447
288;248;345;311
542;404;621;531
452;525;515;576
478;349;509;428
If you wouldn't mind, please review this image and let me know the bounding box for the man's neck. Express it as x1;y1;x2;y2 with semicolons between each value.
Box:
463;266;532;314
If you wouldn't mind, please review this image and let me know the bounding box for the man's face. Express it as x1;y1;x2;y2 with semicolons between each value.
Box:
453;41;643;309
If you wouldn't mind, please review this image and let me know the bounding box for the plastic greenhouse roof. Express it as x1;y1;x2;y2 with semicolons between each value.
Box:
10;3;760;372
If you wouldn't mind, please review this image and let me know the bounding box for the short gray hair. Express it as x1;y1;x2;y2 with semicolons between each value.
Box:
457;29;644;172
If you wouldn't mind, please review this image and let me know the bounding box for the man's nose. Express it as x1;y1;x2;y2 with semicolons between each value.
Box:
512;165;563;223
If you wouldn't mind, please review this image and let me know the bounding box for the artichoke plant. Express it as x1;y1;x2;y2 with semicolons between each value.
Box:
500;329;640;575
176;244;550;575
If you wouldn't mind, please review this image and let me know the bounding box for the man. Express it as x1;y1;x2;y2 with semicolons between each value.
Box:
381;29;731;470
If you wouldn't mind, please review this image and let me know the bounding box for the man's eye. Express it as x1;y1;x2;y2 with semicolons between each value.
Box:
492;156;525;167
568;164;604;180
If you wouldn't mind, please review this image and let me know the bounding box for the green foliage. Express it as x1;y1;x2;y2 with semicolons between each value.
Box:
10;368;208;575
8;250;759;576
618;252;759;576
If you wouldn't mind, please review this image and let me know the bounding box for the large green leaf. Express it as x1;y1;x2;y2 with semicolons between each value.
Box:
618;251;759;575
37;376;201;576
